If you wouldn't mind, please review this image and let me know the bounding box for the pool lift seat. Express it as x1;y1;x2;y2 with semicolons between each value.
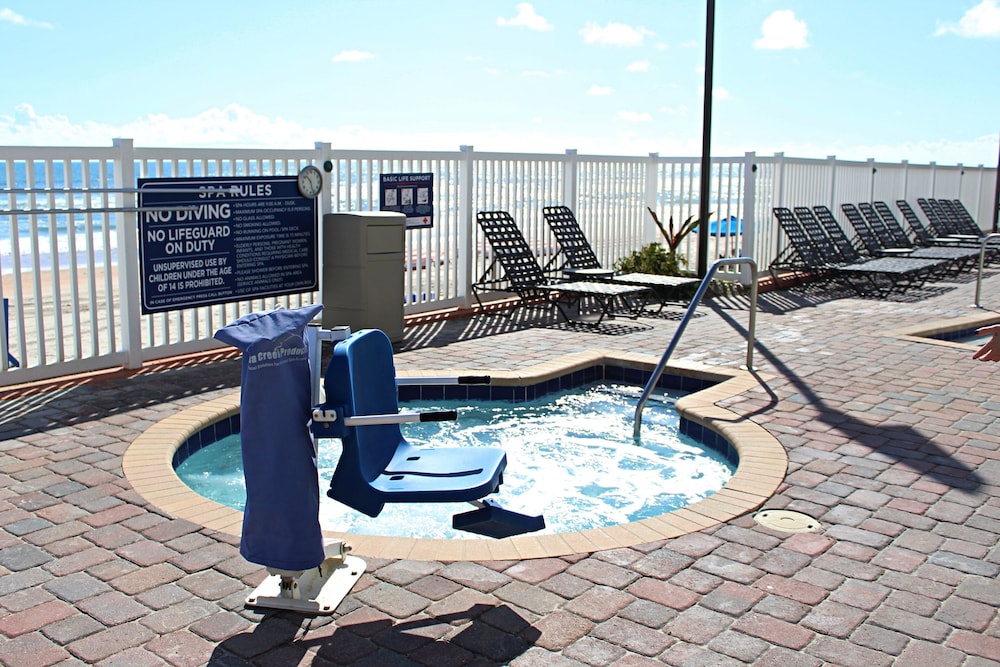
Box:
312;327;545;539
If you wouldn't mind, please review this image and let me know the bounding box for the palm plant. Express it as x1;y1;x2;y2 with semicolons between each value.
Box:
615;207;712;276
646;206;706;274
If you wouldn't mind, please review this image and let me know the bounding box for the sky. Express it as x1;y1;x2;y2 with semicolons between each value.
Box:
0;1;997;166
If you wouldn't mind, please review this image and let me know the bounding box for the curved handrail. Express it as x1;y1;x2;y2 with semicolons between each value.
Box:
633;257;758;437
973;233;1000;308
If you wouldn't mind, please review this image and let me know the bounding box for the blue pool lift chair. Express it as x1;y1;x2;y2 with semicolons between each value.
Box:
313;328;544;538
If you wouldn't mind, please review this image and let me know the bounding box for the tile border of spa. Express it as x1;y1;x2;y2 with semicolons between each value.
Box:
123;351;787;561
880;312;1000;352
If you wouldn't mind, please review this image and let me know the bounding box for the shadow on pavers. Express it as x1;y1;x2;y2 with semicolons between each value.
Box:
208;603;540;666
710;302;984;492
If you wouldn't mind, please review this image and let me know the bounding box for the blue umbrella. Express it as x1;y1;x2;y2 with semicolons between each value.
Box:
708;216;743;237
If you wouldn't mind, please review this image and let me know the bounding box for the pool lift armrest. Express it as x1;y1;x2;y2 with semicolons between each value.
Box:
311;407;457;438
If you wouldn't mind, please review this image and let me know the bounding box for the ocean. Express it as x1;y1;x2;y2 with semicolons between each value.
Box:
2;161;119;275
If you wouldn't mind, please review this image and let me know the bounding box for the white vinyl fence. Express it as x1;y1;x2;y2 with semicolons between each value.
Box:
1;139;995;385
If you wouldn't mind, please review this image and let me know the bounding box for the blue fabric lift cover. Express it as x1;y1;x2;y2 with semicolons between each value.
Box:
214;304;325;571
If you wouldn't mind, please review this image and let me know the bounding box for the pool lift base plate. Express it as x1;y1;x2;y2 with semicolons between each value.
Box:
245;540;365;616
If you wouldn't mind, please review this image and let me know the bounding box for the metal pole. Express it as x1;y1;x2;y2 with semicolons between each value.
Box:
634;257;758;438
973;233;1000;307
697;0;716;277
993;130;1000;233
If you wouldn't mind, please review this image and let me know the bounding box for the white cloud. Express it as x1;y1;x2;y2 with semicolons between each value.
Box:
332;50;375;63
497;3;553;31
626;60;651;73
753;10;809;50
580;22;652;46
522;70;550;77
616;110;652;123
0;103;318;148
935;0;1000;37
587;85;613;96
2;103;997;166
763;132;1000;165
659;105;689;116
0;8;52;28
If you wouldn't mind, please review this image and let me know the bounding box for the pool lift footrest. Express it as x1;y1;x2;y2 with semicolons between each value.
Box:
452;499;546;539
245;540;365;616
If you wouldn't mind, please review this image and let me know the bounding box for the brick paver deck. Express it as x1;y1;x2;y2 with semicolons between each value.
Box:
2;272;999;666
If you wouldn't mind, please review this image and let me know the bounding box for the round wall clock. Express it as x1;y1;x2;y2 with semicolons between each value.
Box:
297;165;323;199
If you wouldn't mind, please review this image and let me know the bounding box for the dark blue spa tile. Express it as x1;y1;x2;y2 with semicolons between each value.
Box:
489;386;516;402
443;385;468;401
419;385;445;401
467;384;492;401
398;386;421;402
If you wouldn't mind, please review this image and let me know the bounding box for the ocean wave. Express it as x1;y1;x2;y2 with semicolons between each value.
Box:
0;232;118;274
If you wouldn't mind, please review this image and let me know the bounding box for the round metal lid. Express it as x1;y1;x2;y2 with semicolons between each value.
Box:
754;510;821;533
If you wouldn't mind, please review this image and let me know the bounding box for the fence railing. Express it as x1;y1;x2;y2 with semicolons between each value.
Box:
1;140;995;385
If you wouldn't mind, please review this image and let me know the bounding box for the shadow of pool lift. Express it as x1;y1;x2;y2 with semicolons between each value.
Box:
246;323;544;615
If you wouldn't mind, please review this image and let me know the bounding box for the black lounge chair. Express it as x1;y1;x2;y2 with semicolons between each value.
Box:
839;203;912;257
949;199;985;232
769;207;843;280
875;202;949;247
864;201;980;270
541;205;699;311
770;207;874;291
937;199;985;238
474;210;650;324
918;198;982;242
895;200;974;247
838;203;970;275
787;206;940;296
807;205;945;271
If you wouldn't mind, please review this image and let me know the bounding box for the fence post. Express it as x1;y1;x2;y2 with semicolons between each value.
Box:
827;155;838;209
314;142;333;300
563;149;578;210
993;132;1000;233
741;152;756;285
1;297;10;372
314;142;333;221
930;161;937;196
973;163;984;225
901;160;910;202
867;158;876;203
644;153;659;244
113;138;143;370
459;145;475;309
774;152;785;207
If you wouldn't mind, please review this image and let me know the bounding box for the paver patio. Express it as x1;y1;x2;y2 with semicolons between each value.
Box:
1;269;999;666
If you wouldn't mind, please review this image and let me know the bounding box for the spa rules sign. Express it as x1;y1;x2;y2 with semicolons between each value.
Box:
138;176;318;314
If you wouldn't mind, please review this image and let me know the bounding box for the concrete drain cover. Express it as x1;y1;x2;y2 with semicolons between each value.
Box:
754;510;820;533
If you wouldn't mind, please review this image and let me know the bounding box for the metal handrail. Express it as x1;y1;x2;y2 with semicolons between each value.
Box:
633;257;758;437
973;233;1000;308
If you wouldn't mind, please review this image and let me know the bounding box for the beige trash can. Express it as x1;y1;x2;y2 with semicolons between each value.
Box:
321;212;405;343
